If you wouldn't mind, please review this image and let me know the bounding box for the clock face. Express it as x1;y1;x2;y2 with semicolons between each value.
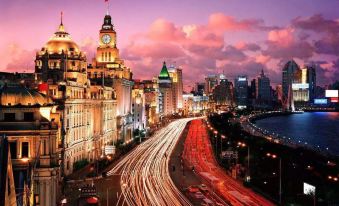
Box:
102;34;111;44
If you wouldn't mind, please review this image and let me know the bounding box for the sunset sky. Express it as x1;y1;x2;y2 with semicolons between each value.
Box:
1;0;339;89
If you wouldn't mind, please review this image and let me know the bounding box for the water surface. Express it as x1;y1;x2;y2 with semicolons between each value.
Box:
255;112;339;156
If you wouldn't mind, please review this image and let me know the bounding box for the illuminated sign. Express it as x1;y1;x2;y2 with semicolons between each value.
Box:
238;77;247;81
292;83;309;90
325;90;339;98
314;99;328;104
303;182;315;195
330;97;338;103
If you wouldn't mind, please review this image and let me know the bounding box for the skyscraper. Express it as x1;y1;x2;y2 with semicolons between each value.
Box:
168;64;183;112
158;62;174;116
306;65;316;102
213;74;234;107
205;75;219;95
282;60;300;98
256;69;271;101
195;82;205;96
234;76;248;108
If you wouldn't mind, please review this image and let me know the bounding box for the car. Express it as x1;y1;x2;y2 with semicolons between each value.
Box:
198;184;209;192
194;191;205;199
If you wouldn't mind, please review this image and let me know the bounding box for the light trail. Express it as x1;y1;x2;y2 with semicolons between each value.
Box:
107;118;194;206
183;119;274;206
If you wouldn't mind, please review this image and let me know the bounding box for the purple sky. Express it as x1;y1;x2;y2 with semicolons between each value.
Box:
1;0;339;89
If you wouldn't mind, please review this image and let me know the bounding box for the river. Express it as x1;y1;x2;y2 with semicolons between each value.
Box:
255;112;339;156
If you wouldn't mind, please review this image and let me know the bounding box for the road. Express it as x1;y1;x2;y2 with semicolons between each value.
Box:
183;119;274;206
107;118;194;206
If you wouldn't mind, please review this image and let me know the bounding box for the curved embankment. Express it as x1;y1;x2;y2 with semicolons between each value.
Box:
244;111;334;156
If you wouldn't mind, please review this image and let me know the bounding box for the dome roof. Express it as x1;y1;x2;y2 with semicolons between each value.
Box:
0;85;50;106
43;23;80;54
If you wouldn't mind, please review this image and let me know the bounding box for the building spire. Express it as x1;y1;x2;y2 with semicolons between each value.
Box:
60;11;63;25
58;11;65;32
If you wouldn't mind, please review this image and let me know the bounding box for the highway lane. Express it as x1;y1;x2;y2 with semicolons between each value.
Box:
107;118;194;206
183;119;274;206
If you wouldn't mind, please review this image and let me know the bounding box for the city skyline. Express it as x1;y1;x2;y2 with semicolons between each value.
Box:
1;0;339;88
1;2;339;205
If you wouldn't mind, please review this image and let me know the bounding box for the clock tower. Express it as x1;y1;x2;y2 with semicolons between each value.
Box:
96;14;120;63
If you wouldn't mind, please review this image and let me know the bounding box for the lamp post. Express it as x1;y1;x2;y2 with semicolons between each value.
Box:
266;153;282;205
213;130;218;156
220;135;226;157
238;142;250;182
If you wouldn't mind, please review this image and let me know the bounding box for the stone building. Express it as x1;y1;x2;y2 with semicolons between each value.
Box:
34;16;117;176
0;85;60;206
87;12;133;143
142;79;160;127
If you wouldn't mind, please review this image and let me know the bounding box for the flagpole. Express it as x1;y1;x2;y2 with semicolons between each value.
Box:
106;0;110;15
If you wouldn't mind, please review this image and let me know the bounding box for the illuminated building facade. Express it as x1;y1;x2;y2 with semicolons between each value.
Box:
205;75;219;95
0;85;60;206
158;62;174;116
168;64;183;112
256;70;271;101
132;81;147;133
35;16;117;176
234;76;248;108
88;12;133;143
142;79;160;127
212;75;234;107
292;65;316;105
282;60;300;110
183;93;209;116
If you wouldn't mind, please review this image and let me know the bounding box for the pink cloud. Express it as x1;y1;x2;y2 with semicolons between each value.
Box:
147;18;186;42
207;13;266;32
235;41;261;51
122;42;185;60
79;37;97;58
268;28;294;47
255;54;271;64
2;44;36;73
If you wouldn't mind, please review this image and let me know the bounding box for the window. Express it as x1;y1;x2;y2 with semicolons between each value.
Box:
4;113;15;121
21;142;29;158
9;141;17;159
24;112;34;121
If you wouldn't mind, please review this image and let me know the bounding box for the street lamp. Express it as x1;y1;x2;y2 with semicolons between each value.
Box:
213;130;218;155
266;152;282;205
238;142;250;182
220;135;226;156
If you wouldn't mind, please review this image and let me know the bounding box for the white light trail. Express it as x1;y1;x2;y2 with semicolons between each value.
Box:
107;118;194;206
